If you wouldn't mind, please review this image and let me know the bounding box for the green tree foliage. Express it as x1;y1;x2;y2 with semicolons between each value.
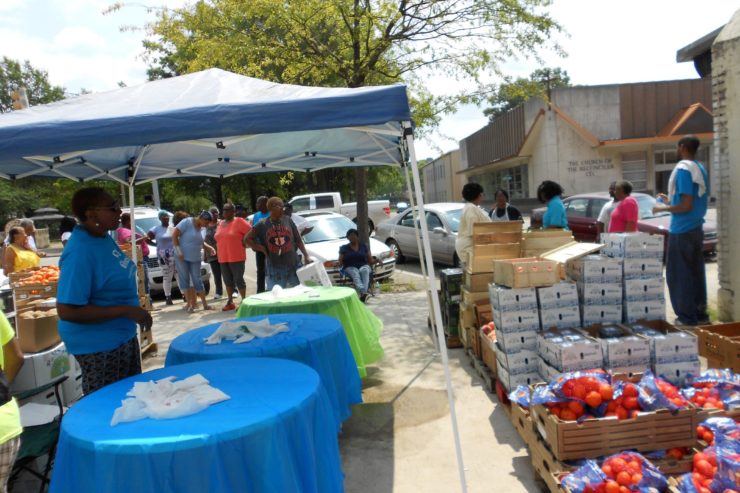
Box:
109;0;561;240
0;57;65;113
483;67;570;120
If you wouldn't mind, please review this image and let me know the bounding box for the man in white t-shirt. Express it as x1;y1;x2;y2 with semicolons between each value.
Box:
283;204;314;236
597;181;617;237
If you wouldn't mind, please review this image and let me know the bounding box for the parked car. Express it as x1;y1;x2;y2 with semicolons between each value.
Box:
395;201;409;213
530;192;718;255
288;192;391;232
296;212;396;283
375;202;464;266
127;207;212;294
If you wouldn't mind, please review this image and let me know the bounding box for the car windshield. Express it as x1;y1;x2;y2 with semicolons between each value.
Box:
303;216;357;243
636;195;670;219
443;208;463;233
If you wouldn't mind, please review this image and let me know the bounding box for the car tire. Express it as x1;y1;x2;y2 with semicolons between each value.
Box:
387;239;405;263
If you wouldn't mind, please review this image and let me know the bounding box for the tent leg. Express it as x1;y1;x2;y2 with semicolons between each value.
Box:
401;164;440;353
404;125;467;493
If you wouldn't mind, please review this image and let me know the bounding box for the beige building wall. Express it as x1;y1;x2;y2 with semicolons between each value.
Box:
422;150;463;203
714;10;740;321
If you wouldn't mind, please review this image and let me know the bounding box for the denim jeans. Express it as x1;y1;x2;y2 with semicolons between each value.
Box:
266;262;300;290
175;258;205;293
345;265;372;294
666;227;707;325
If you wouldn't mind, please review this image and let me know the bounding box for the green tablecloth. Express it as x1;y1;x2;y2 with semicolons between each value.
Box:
236;287;383;377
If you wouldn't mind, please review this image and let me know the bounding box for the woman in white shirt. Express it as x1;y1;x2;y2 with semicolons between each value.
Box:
455;182;491;263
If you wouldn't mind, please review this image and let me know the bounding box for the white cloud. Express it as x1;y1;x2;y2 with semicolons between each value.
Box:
53;26;108;51
0;0;24;13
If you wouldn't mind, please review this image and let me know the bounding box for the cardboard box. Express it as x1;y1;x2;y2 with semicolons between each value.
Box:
494;343;538;374
530;383;698;460
653;359;701;386
627;320;698;363
480;329;497;373
609;363;651;377
488;284;538;312
493;310;541;333
577;282;623;305
459;302;477;329
566;254;622;283
539;306;581;331
496;359;540;392
462;288;488;306
537;282;579;309
622;258;664;280
11;342;70;394
494;257;561;288
463;270;492;293
297;262;332;287
16;309;61;353
581;304;623;326
623;277;665;302
537;328;603;372
600;232;664;259
495;328;538;353
623;300;665;323
695;323;740;372
537;356;560;382
580;324;651;369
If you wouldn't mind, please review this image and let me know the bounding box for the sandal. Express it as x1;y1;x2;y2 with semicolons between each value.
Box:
187;306;196;313
202;305;214;311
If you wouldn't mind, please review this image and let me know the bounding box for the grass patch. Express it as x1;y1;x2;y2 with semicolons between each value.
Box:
379;280;417;293
707;305;719;322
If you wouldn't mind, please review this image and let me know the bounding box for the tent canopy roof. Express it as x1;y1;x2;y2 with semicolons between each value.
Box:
0;68;411;185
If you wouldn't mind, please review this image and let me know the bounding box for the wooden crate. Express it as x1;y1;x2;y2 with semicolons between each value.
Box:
522;230;574;257
466;243;521;273
469;326;482;359
479;330;497;373
511;401;536;445
474;302;492;327
463;269;493;292
696;323;740;372
530;384;698;461
459;302;477;329
529;433;572;493
472;221;523;236
696;405;740;423
494;258;560;288
8;268;39;284
13;283;58;309
139;326;157;355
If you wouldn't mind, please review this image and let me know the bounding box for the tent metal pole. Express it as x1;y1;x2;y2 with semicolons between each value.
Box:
403;123;467;492
401;162;440;353
127;146;149;279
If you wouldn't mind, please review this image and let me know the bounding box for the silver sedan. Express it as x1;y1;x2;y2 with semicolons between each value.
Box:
375;203;463;266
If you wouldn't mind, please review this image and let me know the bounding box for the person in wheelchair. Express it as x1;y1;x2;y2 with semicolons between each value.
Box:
338;228;375;303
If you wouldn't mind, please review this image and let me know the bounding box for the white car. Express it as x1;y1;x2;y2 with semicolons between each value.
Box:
128;207;212;295
297;212;395;283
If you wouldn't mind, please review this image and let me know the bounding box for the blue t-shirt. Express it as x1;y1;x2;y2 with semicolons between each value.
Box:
251;211;269;226
176;218;204;262
57;226;139;355
339;243;369;269
670;164;709;234
543;196;569;229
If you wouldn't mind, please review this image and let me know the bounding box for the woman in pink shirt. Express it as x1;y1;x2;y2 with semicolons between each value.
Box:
608;180;639;233
214;202;252;311
116;212;151;295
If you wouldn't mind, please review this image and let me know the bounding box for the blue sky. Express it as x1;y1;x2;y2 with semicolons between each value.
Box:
1;0;737;159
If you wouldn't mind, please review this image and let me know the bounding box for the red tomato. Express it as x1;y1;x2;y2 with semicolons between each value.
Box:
585;391;603;408
623;384;638;398
599;383;614;401
604;481;620;493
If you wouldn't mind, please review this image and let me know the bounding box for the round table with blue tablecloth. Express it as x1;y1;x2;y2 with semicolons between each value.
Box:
49;358;344;493
165;313;362;427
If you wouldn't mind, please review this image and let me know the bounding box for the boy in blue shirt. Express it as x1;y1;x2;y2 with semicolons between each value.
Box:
653;135;709;325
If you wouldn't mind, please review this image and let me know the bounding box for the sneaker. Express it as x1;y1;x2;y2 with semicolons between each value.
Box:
213;293;223;300
222;302;236;311
165;296;173;306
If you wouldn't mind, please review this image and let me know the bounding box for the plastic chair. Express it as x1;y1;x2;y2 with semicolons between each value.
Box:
9;375;68;493
338;259;379;300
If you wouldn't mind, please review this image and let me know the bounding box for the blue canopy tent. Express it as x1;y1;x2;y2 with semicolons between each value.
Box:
0;68;467;491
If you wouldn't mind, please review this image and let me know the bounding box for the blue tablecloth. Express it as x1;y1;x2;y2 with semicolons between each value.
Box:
49;359;344;493
165;314;362;427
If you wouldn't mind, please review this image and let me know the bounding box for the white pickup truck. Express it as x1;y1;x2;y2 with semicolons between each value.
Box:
288;192;391;231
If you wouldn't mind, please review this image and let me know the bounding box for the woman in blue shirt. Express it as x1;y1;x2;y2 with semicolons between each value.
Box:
57;188;153;395
338;228;375;303
173;211;216;313
538;180;569;229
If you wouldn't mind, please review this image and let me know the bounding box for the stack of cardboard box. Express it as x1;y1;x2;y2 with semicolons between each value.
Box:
567;254;623;326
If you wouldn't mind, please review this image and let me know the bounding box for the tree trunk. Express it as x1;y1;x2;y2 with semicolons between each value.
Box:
355;167;369;245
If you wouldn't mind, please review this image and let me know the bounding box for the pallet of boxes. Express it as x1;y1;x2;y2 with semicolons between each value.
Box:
459;222;523;385
496;232;713;493
438;268;463;348
9;267;83;407
119;243;157;355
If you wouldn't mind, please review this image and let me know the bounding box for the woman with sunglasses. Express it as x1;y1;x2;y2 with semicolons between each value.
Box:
172;210;216;312
56;187;153;395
